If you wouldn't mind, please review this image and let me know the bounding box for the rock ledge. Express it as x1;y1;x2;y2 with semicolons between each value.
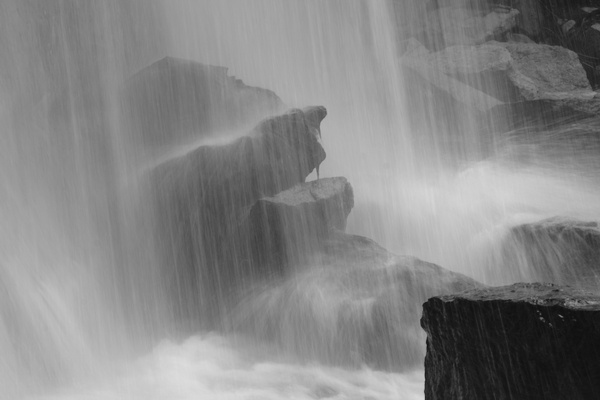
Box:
422;283;600;400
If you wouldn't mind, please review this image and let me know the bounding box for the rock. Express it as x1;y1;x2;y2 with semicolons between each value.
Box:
430;42;592;101
422;283;600;400
561;8;600;88
500;217;600;291
124;56;284;149
487;96;600;132
426;41;599;131
399;44;502;158
247;177;354;268
425;5;519;48
512;0;545;41
506;32;535;43
150;107;327;321
230;231;482;371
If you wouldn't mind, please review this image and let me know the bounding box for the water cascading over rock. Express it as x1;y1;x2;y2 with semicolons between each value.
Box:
147;105;327;323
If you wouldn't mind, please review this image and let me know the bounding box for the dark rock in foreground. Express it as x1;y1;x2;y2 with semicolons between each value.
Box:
422;283;600;400
501;217;600;291
230;230;481;371
150;107;326;320
247;177;354;268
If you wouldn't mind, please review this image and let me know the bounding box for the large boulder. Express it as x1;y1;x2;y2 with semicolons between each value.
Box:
499;217;600;291
425;41;600;131
150;107;326;321
422;283;600;400
229;231;481;371
124;57;284;149
246;177;354;268
430;42;592;101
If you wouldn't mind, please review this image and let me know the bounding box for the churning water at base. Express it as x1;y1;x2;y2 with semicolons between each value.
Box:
3;0;600;399
31;334;424;400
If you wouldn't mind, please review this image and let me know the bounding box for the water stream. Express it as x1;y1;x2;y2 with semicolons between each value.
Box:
2;1;600;399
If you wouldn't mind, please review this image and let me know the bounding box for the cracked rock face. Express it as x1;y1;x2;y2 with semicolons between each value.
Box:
421;283;600;400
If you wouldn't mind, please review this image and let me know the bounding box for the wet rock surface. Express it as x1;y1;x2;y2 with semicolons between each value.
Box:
231;230;482;371
397;1;600;134
432;42;591;98
422;282;600;400
247;177;354;268
124;56;284;148
501;217;600;291
150;107;326;319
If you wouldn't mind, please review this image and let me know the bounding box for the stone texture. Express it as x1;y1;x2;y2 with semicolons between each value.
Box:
247;177;354;267
231;230;481;371
422;283;600;400
149;107;326;320
124;56;284;148
426;41;600;132
501;217;600;291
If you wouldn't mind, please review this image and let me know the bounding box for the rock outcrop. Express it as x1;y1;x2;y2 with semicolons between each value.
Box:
124;57;284;148
150;107;326;320
422;283;600;400
500;217;600;291
428;41;600;123
247;177;354;268
430;42;591;99
405;38;599;134
230;230;481;371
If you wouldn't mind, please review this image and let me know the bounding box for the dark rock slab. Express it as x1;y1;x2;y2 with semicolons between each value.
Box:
422;282;600;400
150;107;326;321
230;230;481;371
501;217;600;291
124;56;284;148
246;177;354;268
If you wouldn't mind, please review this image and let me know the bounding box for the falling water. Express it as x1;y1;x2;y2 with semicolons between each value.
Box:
2;1;600;399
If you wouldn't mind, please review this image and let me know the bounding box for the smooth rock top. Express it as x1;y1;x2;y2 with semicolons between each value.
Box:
437;282;600;310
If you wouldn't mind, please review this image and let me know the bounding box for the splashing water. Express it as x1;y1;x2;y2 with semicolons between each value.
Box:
32;335;424;400
2;1;600;399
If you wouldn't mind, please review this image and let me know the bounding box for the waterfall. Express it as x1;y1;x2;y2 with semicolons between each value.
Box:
2;1;600;399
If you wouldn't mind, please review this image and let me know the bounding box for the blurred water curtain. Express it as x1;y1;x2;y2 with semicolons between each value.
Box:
2;1;600;399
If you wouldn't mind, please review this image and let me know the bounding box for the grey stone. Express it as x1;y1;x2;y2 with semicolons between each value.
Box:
501;217;600;291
